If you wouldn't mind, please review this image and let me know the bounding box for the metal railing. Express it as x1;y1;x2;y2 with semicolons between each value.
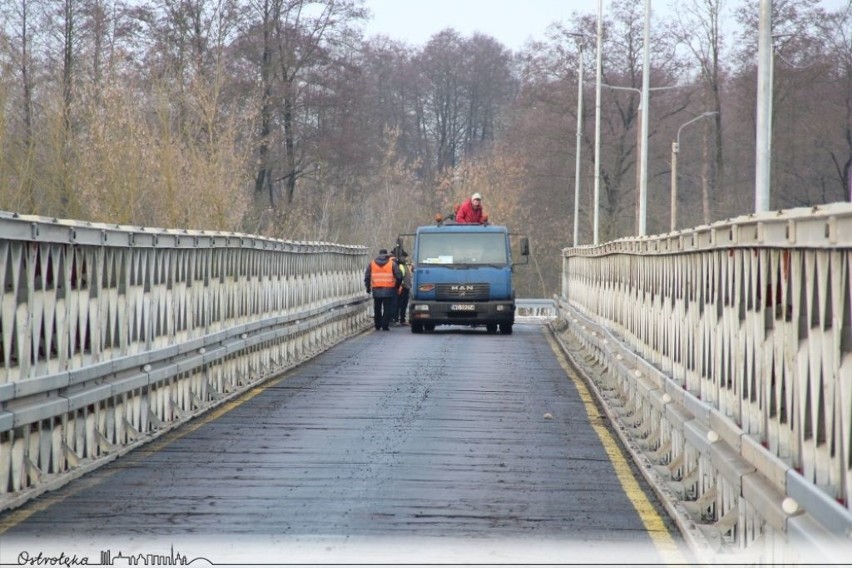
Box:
515;298;558;318
555;202;852;563
6;202;850;562
0;212;370;510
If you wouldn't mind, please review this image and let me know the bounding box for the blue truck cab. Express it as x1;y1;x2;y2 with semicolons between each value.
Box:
400;221;529;335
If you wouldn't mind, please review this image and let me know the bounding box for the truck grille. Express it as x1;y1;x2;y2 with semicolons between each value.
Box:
436;283;490;301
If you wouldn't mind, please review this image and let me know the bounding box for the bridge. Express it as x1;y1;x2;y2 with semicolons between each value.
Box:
0;206;850;564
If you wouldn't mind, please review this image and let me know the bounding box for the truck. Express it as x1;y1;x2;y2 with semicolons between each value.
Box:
398;220;529;335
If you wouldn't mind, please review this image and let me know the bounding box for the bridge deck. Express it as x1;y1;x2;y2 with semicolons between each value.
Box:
0;323;687;564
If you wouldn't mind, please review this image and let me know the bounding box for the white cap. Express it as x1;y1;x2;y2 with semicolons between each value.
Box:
471;192;482;200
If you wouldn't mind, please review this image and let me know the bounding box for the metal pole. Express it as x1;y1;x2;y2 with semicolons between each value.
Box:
755;0;772;212
636;100;642;233
638;0;651;236
670;141;678;232
594;0;603;245
573;43;584;247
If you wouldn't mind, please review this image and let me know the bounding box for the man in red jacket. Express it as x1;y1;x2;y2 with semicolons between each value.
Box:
455;192;487;224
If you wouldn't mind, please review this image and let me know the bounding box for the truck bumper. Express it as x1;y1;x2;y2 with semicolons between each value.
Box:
409;300;515;326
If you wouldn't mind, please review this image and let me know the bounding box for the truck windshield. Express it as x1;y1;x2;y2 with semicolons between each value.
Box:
417;232;508;266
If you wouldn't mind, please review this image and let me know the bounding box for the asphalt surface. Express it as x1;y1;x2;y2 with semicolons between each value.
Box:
0;323;687;564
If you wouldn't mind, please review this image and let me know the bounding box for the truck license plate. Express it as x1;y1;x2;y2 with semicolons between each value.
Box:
450;304;476;311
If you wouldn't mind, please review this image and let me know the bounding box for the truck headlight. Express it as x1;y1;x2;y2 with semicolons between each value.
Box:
413;304;430;311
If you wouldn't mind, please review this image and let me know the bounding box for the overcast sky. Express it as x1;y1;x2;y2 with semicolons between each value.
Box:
362;0;578;51
362;0;852;52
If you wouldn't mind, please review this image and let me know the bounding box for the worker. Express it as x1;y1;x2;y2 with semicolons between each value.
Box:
365;248;403;331
397;251;412;325
455;192;487;224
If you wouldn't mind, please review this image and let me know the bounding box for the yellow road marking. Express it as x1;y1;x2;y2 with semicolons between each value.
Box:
5;330;689;567
545;331;689;565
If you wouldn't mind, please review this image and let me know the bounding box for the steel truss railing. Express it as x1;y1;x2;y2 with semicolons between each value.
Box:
515;298;558;319
0;212;370;510
557;202;852;563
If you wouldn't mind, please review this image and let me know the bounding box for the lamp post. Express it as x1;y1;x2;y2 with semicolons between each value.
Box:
755;0;773;212
568;33;591;247
602;82;692;235
574;44;585;247
670;112;718;231
601;83;644;233
593;0;603;245
639;0;651;236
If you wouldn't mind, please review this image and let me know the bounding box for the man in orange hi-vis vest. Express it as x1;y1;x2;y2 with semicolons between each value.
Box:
364;248;403;331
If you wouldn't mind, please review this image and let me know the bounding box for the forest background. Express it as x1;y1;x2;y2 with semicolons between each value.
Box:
1;0;851;297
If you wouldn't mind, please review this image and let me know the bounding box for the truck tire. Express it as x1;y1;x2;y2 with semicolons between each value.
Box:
411;323;423;333
425;324;436;332
499;323;513;335
486;324;498;334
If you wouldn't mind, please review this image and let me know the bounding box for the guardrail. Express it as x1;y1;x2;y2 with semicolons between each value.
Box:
515;298;558;318
554;202;852;563
0;212;370;511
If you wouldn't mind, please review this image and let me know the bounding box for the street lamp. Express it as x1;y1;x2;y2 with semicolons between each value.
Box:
639;0;651;236
595;0;651;236
601;83;644;232
602;82;694;234
568;32;592;247
755;0;772;212
593;0;603;245
670;112;718;231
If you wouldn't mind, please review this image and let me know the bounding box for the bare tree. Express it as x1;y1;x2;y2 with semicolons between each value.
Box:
731;0;845;210
462;33;515;157
419;29;466;173
0;0;37;211
272;0;365;204
239;0;365;207
357;37;426;173
814;3;852;201
251;0;275;204
596;0;686;238
418;30;514;175
2;0;851;264
670;0;726;223
39;0;83;213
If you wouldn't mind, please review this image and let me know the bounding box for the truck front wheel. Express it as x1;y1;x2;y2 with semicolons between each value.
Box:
499;323;513;335
411;323;423;333
486;324;498;334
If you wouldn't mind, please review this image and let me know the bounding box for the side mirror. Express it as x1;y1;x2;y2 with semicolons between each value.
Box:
520;237;530;256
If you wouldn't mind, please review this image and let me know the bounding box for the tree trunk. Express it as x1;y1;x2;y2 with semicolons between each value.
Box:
283;86;297;203
61;0;74;213
20;0;33;149
255;0;274;207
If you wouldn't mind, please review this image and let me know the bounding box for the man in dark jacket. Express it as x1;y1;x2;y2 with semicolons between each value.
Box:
365;249;403;331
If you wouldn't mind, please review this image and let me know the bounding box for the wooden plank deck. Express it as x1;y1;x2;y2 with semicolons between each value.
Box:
0;323;688;564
